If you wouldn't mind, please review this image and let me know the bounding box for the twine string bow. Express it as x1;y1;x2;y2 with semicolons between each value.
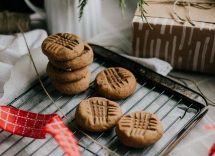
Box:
172;0;215;26
146;0;215;26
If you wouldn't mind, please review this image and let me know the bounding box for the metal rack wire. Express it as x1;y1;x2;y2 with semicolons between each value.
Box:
0;46;207;156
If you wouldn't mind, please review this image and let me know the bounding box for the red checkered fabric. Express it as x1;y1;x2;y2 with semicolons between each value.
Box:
209;143;215;156
0;106;80;156
45;115;80;156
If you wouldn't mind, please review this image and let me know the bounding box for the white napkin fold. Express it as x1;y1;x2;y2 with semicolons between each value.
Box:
0;30;48;104
121;54;172;76
0;62;12;95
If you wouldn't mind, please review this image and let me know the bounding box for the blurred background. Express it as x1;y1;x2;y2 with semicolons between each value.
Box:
0;0;44;13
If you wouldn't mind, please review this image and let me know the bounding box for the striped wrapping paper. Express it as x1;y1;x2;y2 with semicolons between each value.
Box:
132;4;215;74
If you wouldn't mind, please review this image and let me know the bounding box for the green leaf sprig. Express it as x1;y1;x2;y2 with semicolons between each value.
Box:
78;0;147;21
78;0;88;19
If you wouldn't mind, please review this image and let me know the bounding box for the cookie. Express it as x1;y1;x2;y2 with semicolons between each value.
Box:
46;62;89;82
52;71;91;94
116;111;163;148
49;43;93;70
75;97;122;132
42;33;84;61
95;67;136;100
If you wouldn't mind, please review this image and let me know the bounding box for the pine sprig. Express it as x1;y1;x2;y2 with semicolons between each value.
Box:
119;0;126;16
137;0;152;28
136;0;148;21
78;0;148;24
78;0;88;19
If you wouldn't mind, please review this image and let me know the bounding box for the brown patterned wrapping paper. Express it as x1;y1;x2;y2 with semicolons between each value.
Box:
132;3;215;74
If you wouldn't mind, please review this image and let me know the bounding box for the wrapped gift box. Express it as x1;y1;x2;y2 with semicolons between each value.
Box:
132;2;215;74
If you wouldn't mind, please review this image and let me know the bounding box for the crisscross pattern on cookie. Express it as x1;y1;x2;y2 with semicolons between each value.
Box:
103;68;131;89
42;33;84;61
45;33;80;52
119;112;159;136
54;34;79;50
88;98;121;125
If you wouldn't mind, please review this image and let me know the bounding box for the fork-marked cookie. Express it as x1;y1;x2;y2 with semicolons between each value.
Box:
116;111;163;148
75;97;122;132
42;33;84;61
46;62;89;82
52;71;91;95
96;67;136;100
49;43;93;70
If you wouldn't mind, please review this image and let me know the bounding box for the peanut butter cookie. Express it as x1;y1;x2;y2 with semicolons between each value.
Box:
49;43;93;70
116;111;163;148
46;62;89;82
52;71;91;95
75;97;122;132
96;67;136;100
42;33;84;61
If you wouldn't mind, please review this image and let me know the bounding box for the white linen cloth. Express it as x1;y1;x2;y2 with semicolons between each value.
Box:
0;29;172;104
0;30;48;104
121;55;172;76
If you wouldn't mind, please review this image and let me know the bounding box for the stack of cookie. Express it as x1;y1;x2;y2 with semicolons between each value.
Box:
42;33;93;95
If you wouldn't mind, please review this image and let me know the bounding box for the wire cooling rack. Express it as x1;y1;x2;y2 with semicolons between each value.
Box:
0;45;208;156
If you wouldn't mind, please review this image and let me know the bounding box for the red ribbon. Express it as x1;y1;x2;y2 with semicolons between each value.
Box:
0;106;80;156
209;143;215;156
